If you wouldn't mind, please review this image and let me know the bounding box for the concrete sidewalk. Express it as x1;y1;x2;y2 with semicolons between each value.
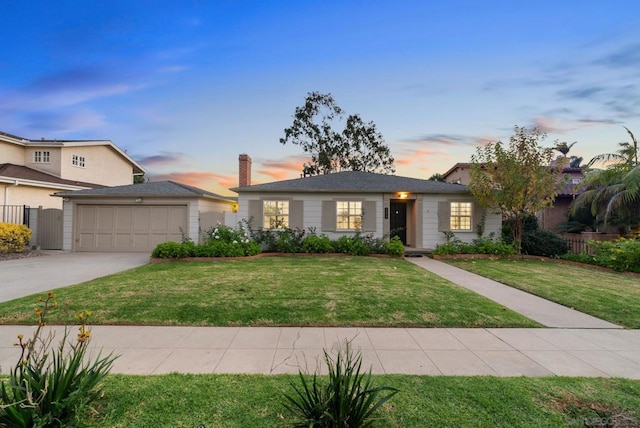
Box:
406;257;622;329
1;325;639;378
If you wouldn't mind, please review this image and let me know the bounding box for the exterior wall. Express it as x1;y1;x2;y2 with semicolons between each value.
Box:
0;183;63;209
24;146;63;177
198;199;236;242
421;194;501;249
0;140;26;164
444;167;471;185
59;146;133;185
238;192;385;239
538;197;572;230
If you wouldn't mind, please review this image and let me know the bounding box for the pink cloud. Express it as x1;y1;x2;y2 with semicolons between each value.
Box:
149;171;237;193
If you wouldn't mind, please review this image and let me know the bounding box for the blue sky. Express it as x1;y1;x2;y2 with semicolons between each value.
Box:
2;1;639;195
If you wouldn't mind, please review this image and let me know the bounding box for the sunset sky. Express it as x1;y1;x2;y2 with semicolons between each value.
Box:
2;1;639;195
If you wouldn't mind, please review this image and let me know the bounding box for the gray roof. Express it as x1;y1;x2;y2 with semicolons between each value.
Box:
55;180;236;201
231;171;469;194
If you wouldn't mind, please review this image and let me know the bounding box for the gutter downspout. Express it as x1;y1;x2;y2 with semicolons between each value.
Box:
2;180;19;222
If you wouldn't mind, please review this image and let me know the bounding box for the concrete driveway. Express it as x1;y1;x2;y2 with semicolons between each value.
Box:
0;251;150;303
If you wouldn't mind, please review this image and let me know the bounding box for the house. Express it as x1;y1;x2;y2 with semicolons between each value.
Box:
441;162;472;185
231;156;500;249
1;131;144;210
54;181;236;252
441;162;584;230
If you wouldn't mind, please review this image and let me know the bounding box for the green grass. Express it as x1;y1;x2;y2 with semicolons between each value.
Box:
445;258;640;328
78;374;640;427
0;256;536;327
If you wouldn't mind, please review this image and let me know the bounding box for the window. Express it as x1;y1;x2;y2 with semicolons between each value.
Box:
33;151;50;163
72;155;85;167
336;201;362;230
450;202;472;230
263;200;289;229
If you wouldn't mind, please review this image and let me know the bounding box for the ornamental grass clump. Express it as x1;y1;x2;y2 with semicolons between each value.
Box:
283;342;398;427
0;292;117;428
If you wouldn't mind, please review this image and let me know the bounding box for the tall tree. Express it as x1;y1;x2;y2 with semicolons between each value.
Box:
468;126;566;254
571;127;640;231
280;92;395;175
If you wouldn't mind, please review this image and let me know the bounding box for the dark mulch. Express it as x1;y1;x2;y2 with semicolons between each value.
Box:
0;249;47;261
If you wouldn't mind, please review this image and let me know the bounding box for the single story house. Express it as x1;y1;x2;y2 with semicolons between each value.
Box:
231;168;500;249
55;181;236;252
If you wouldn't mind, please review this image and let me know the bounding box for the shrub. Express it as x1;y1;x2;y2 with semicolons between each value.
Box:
302;234;334;253
360;234;389;255
563;238;640;273
0;223;32;254
386;236;405;256
521;229;569;257
151;242;192;259
0;292;116;428
153;223;261;258
433;233;515;256
275;228;306;253
151;241;194;258
283;343;398;427
333;235;371;256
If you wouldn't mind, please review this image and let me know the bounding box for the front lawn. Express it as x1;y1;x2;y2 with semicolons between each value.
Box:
445;259;640;328
0;256;536;328
81;374;640;427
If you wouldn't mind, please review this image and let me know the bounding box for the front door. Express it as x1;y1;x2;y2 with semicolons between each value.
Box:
390;202;407;244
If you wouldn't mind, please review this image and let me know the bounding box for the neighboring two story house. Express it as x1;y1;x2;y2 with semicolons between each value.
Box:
441;162;584;230
1;131;144;210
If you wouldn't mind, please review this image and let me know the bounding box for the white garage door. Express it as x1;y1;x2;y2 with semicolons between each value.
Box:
76;205;187;252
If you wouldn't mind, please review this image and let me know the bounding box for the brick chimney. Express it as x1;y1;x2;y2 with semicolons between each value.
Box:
239;154;252;187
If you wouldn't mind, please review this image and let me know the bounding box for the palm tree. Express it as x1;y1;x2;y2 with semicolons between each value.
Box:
571;127;640;231
554;141;578;157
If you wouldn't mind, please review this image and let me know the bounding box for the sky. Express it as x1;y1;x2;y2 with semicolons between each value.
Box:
2;1;640;196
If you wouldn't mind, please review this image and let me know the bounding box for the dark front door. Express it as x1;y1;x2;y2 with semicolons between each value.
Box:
390;202;407;244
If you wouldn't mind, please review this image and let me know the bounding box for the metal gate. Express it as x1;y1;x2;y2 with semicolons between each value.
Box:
39;208;63;250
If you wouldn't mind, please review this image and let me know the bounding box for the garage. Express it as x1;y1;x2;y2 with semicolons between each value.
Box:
76;204;187;252
55;181;237;252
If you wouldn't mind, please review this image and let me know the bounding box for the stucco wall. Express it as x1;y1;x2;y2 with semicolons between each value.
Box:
1;183;62;209
0;140;26;164
59;146;133;186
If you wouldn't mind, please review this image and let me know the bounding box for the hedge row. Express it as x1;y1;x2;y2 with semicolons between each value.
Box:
152;225;405;258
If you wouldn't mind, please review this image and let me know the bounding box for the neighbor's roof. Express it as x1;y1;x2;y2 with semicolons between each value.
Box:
55;180;237;202
0;163;101;189
231;171;469;194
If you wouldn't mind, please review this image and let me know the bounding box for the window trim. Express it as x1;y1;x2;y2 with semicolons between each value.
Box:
449;201;472;231
336;200;363;231
262;200;289;229
33;150;50;163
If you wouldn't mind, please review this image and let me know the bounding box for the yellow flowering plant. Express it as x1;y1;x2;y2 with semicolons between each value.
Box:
0;292;117;427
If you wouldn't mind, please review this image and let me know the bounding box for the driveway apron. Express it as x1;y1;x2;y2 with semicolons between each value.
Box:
0;251;150;303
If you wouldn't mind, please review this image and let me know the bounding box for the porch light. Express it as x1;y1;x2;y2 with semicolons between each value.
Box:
399;192;408;199
135;197;143;203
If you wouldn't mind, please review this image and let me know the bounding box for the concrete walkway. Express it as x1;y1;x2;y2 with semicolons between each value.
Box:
406;257;622;329
1;325;639;378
